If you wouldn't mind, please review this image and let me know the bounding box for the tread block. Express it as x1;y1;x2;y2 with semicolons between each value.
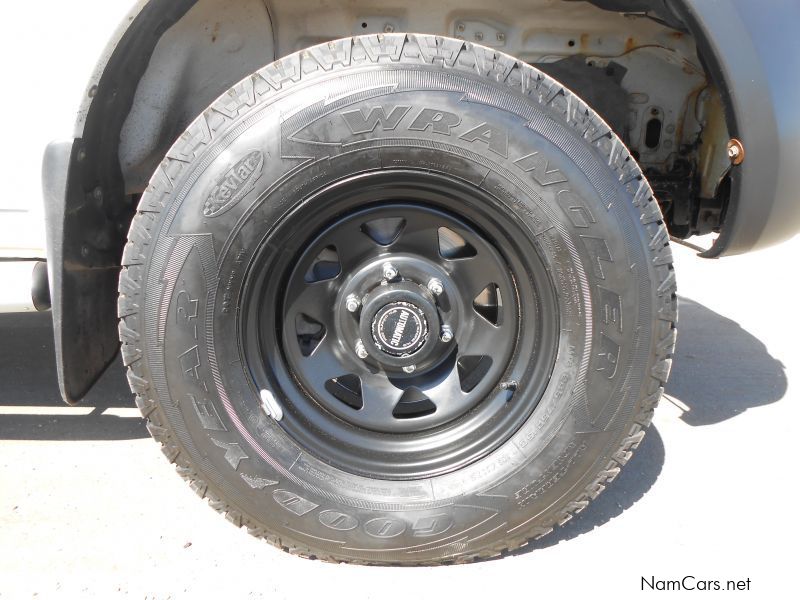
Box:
306;39;353;71
651;358;673;383
145;422;167;441
127;372;150;395
358;34;406;62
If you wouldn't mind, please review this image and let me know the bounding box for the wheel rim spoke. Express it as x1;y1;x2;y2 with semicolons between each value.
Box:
241;175;557;478
297;336;347;390
419;358;464;413
358;376;404;427
391;211;441;259
325;222;380;271
285;280;336;329
447;250;508;300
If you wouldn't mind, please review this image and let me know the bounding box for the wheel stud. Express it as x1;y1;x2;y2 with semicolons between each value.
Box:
440;327;453;343
345;294;360;313
402;364;416;374
355;340;368;359
427;278;444;296
382;262;398;280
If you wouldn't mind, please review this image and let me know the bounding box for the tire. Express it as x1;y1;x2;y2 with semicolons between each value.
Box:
119;34;676;565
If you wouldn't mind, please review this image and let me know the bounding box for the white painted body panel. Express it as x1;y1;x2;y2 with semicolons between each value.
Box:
0;1;135;259
0;261;40;311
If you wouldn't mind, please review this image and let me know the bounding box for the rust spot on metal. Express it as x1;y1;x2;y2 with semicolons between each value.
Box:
727;138;745;165
624;37;635;52
579;33;590;51
670;31;684;40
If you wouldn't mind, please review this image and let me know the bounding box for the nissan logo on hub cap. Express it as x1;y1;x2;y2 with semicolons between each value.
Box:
371;301;428;357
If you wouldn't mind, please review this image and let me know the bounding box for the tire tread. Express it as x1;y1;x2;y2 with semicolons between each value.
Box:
117;33;677;565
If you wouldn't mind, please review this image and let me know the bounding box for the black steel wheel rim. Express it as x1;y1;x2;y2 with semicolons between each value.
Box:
240;171;559;479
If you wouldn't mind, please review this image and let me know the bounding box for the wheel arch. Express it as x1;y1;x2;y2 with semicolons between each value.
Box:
45;0;197;404
49;0;762;403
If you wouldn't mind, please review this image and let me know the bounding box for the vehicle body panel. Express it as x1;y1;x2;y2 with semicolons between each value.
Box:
21;0;800;403
1;1;134;261
678;0;800;256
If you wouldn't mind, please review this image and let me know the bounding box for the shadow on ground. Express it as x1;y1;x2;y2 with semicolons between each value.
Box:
665;297;787;426
0;296;789;542
519;295;787;552
0;312;143;440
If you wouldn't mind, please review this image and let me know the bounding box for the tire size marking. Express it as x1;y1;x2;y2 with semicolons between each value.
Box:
293;455;432;501
515;372;572;450
221;248;248;315
513;441;587;508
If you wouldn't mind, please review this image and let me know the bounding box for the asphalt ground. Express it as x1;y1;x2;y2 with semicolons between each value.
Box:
1;236;797;598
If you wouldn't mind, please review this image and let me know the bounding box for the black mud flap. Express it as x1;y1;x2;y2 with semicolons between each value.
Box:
42;140;120;405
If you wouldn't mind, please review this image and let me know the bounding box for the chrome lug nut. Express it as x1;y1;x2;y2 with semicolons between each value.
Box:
402;364;417;374
382;262;398;280
440;327;453;343
427;278;444;296
345;294;360;313
355;340;368;359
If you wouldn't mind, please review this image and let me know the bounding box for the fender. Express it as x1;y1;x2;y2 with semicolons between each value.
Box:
676;0;800;257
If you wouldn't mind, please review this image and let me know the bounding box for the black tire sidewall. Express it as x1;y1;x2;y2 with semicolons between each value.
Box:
138;42;661;560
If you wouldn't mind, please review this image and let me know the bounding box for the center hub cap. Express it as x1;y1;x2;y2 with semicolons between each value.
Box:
355;280;442;371
371;301;428;357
